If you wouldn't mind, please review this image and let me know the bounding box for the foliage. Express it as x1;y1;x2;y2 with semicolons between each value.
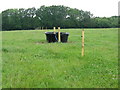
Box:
1;5;119;30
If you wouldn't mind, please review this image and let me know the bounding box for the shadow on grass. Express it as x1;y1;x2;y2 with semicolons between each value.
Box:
35;41;78;44
35;41;48;44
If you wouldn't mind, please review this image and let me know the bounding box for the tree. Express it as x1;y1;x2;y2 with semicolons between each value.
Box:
2;5;119;30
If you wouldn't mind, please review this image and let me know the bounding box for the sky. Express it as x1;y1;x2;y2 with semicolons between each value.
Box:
0;0;119;17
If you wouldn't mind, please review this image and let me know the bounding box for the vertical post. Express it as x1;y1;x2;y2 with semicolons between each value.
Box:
58;27;61;42
82;29;84;56
54;27;56;34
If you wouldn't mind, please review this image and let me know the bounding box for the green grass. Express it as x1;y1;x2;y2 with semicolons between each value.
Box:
2;28;118;88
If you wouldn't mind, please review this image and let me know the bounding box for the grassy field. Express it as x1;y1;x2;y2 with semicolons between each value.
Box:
2;28;118;88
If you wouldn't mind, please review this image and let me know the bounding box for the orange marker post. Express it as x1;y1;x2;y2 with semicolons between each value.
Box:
82;29;84;56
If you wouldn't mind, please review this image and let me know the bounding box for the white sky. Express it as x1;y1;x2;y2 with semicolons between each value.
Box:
0;0;119;17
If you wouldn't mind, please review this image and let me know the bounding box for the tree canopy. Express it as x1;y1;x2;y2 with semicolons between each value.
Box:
1;5;119;30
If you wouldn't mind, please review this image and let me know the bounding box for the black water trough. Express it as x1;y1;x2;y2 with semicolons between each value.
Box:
45;32;69;43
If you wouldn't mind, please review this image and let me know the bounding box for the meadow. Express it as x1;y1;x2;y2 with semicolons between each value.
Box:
2;28;118;88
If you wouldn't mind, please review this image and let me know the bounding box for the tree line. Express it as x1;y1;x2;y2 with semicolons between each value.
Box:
1;5;119;31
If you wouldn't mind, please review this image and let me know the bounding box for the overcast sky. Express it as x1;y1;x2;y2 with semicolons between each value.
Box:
0;0;119;17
